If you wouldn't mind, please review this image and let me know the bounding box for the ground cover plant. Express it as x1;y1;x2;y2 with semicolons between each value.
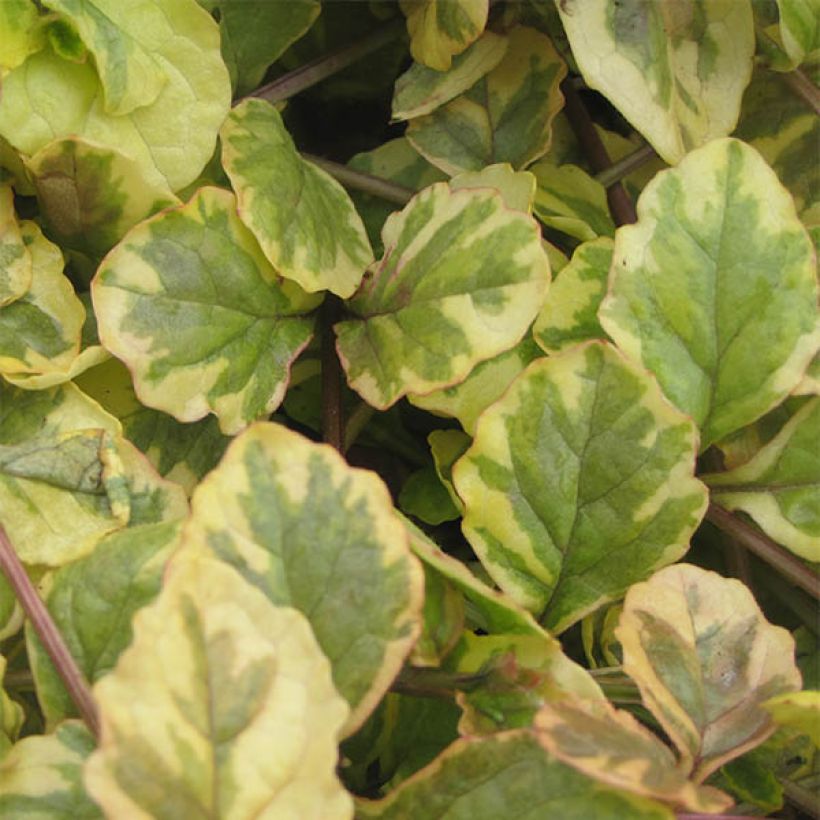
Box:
0;0;817;816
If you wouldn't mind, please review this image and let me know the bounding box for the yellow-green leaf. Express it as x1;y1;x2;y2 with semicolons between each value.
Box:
357;730;674;819
557;0;755;163
392;30;507;120
180;422;424;734
84;552;353;819
27;520;181;728
92;187;320;435
705;397;820;561
530;162;615;241
599;138;819;449
27;137;178;273
763;691;820;748
0;0;44;74
336;182;549;409
0;721;101;817
221;99;374;298
534;698;732;813
0;0;230;191
406;27;567;175
0;222;84;380
533;238;613;354
400;0;488;71
615;563;802;781
449;163;535;213
0;656;23;756
454;342;707;632
0;185;31;307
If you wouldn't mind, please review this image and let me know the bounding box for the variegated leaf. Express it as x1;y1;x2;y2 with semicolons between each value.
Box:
409;338;543;435
27;137;178;273
0;0;230;191
76;357;230;495
180;422;424;735
763;691;820;748
615;563;802;780
27;520;181;727
404;517;545;637
221;99;373;298
705;397;820;561
410;565;465;666
335;182;549;409
599;138;819;449
392;30;507;120
357;730;674;819
533;238;613;354
84;552;353;819
0;722;101;817
453;342;707;633
534;698;732;813
530;162;615;241
0;185;30;306
0;221;84;380
400;0;488;71
407;27;567;175
449;163;535;213
451;632;604;734
93;187;320;435
557;0;755;163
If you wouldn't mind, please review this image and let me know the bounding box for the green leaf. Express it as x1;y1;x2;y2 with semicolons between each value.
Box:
557;0;755;163
715;742;784;814
404;517;546;637
208;0;320;95
615;563;802;780
41;0;169;115
599;138;819;449
534;698;732;813
399;466;460;525
429;429;470;509
348;138;447;253
774;0;820;68
0;1;231;191
27;137;178;271
356;730;674;819
705;397;820;560
27;520;181;727
0;222;84;380
75;357;230;495
0;721;101;817
533;238;613;354
410;567;465;666
0;184;31;307
409;338;543;436
220;99;374;298
763;691;820;748
84;551;353;819
335;182;549;409
530;162;615;241
0;0;44;74
400;0;488;71
92;186;320;435
453;342;707;632
180;422;424;734
406;26;567;175
392;30;508;120
0;656;23;756
451;632;604;734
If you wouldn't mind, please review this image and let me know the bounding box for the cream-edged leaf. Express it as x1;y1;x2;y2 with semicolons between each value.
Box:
180;422;424;735
407;27;567;175
453;342;707;632
704;397;820;561
92;187;320;435
0;185;31;306
336;182;549;409
221;99;373;298
763;691;820;748
615;563;802;780
599;138;818;449
400;0;488;71
557;0;755;163
84;552;353;819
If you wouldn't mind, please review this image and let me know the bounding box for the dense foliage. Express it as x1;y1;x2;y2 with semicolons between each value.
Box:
0;0;817;817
